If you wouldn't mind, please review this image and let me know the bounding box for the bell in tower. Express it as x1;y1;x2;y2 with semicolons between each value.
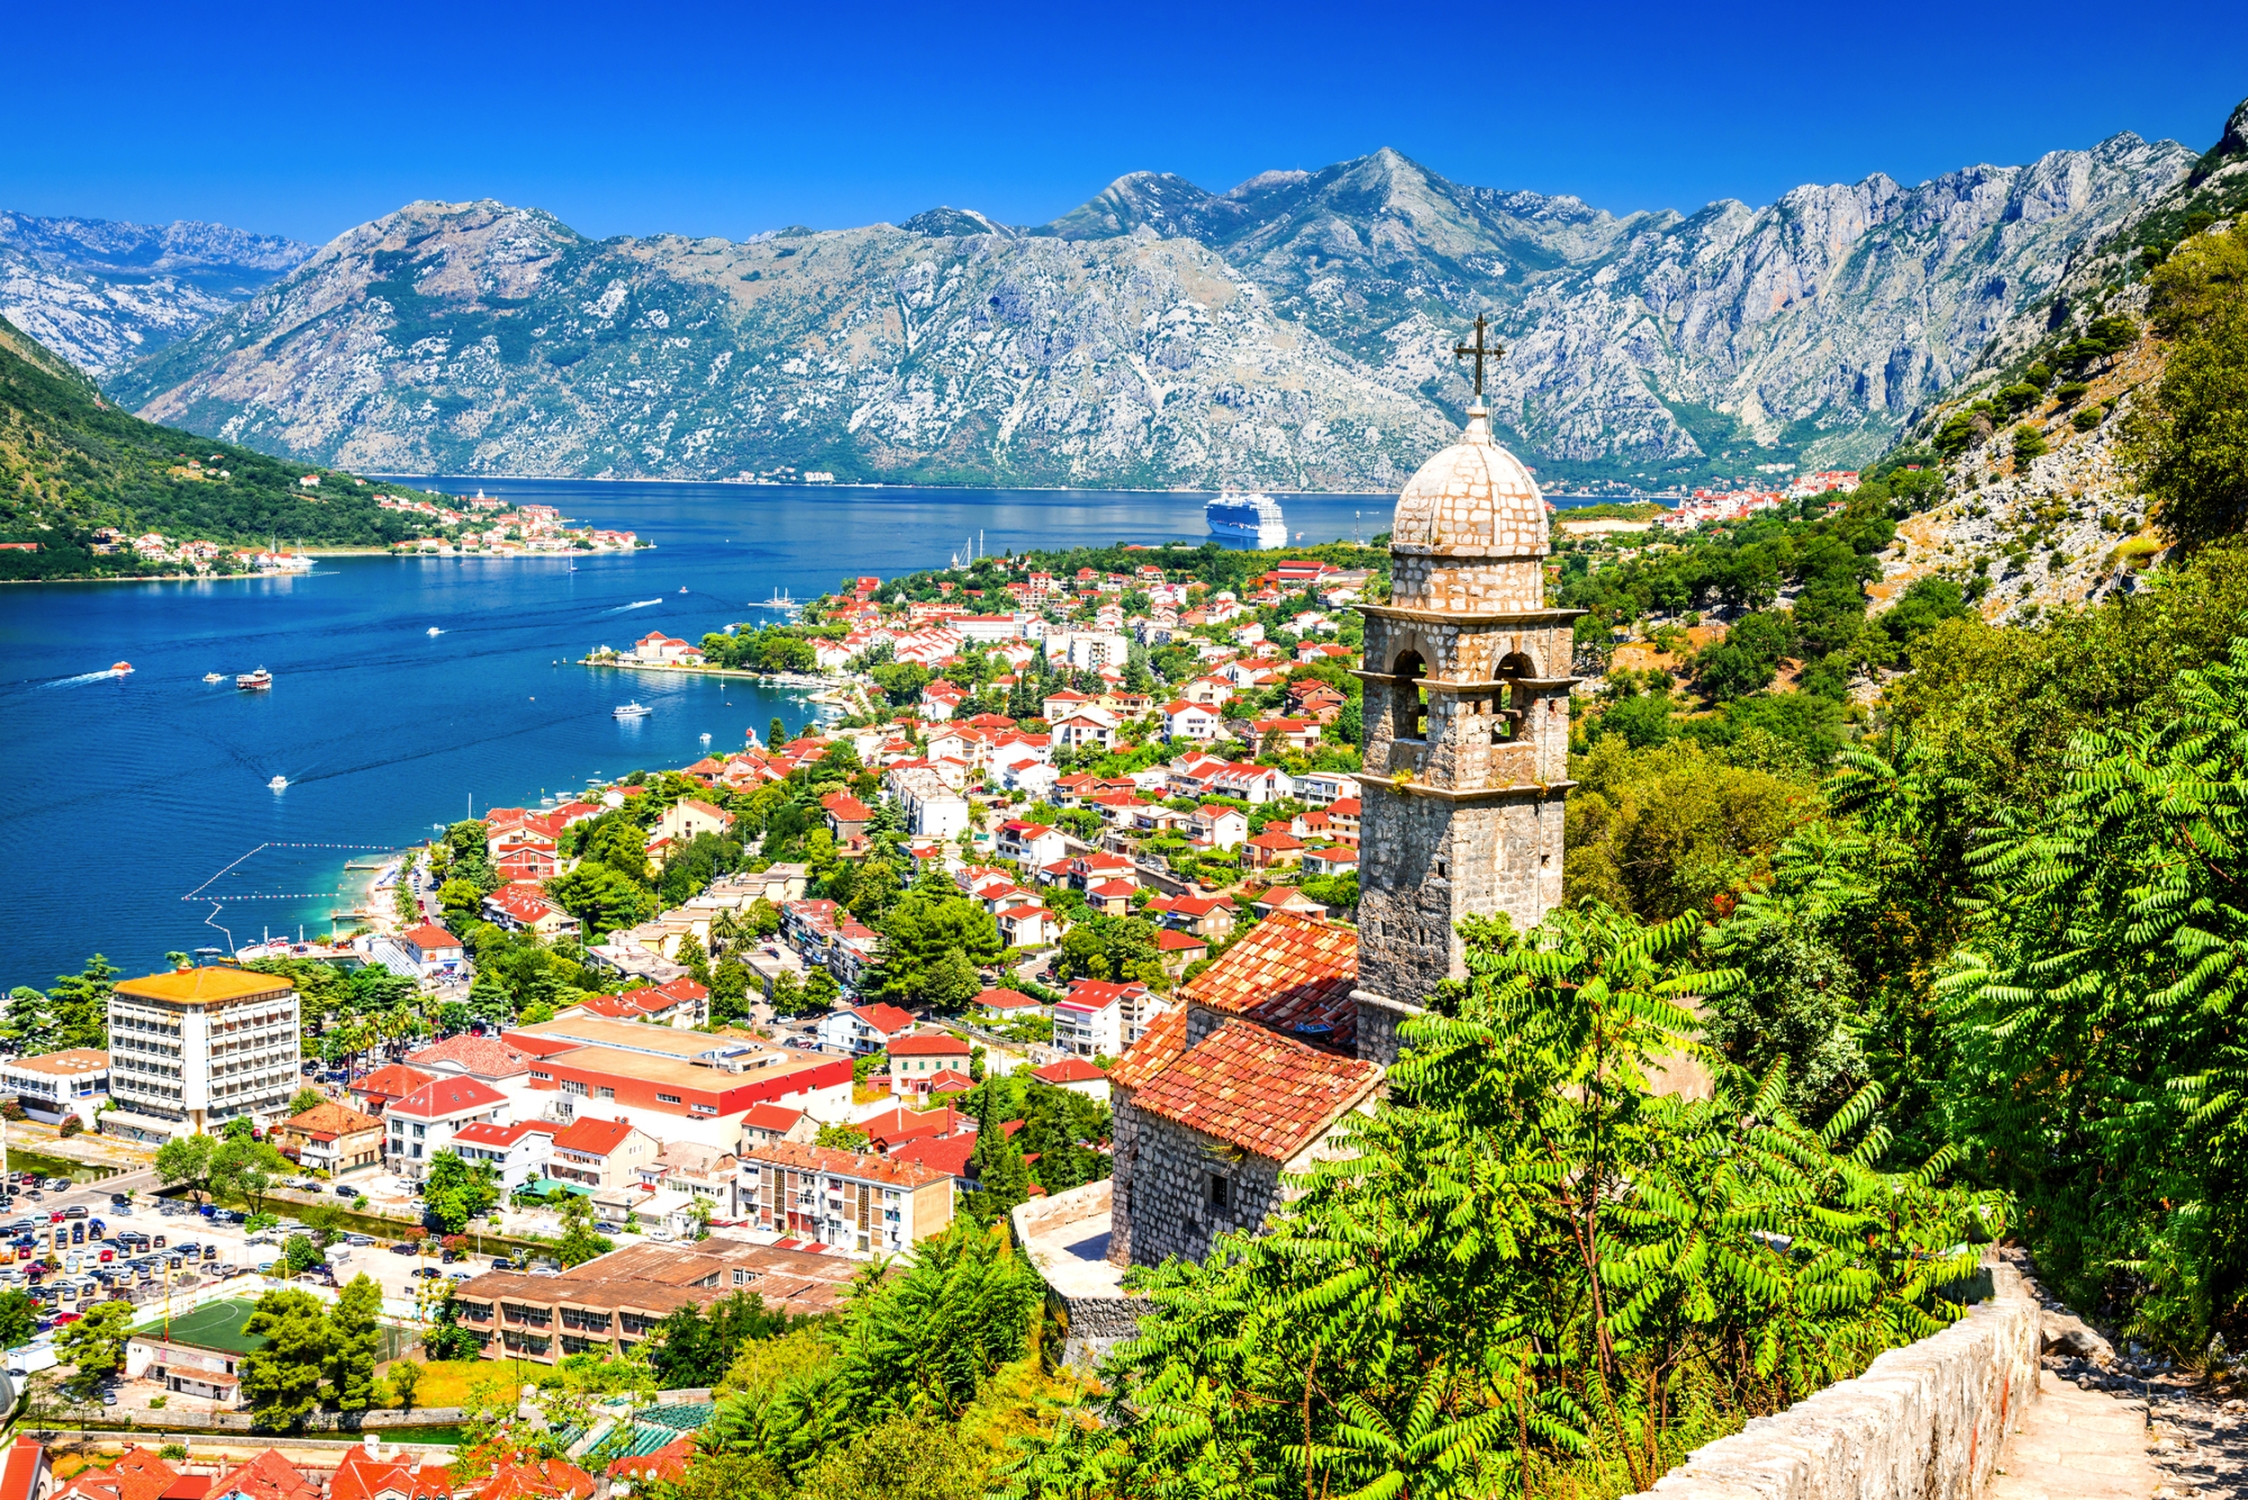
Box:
1350;318;1582;1064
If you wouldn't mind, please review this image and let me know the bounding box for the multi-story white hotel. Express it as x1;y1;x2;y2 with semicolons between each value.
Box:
105;967;301;1140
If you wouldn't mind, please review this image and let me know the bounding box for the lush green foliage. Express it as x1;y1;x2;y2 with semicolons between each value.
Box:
0;317;447;578
648;1290;816;1389
1002;904;1993;1499
2126;227;2248;548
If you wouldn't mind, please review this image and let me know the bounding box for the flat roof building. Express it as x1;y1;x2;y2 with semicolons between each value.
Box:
105;967;299;1140
450;1238;870;1364
0;1049;109;1127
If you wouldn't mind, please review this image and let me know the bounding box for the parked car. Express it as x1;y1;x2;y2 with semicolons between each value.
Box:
388;1243;416;1256
334;1185;358;1198
109;1194;131;1209
411;1266;443;1279
61;1207;86;1221
343;1234;374;1247
42;1180;68;1192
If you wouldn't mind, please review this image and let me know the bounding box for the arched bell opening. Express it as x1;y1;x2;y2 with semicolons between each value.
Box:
1391;651;1429;742
1492;651;1534;744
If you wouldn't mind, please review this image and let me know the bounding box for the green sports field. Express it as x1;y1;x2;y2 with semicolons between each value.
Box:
137;1297;263;1354
136;1296;416;1360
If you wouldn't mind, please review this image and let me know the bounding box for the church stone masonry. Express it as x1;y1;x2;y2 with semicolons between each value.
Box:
1351;395;1581;1058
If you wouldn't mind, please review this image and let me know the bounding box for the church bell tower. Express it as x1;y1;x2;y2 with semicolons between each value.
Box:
1352;318;1581;1063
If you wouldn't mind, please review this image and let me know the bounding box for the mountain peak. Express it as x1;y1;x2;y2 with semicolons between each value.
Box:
900;206;1017;239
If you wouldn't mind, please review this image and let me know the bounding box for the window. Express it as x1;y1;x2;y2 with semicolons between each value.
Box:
596;1086;615;1100
531;1070;552;1081
561;1080;587;1097
1208;1173;1231;1210
657;1093;681;1105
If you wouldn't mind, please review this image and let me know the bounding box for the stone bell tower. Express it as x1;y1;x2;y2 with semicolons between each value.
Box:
1352;319;1580;1063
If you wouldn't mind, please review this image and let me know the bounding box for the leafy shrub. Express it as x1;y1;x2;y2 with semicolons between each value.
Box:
2013;424;2047;463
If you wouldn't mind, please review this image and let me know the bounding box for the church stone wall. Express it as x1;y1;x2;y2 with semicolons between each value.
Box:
1390;555;1545;614
1357;791;1560;1007
1109;1092;1283;1268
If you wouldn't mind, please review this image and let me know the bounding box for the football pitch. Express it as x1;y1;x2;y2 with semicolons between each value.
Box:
137;1297;263;1354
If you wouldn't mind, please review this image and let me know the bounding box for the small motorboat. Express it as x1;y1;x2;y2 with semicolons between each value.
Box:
700;732;712;742
237;668;272;690
613;701;652;719
678;585;689;594
426;626;443;637
203;672;225;683
268;775;288;792
111;662;134;674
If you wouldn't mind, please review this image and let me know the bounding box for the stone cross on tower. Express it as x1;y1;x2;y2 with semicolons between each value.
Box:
1452;314;1504;399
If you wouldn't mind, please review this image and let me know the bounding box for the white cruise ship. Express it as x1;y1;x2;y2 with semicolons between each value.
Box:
1205;490;1287;549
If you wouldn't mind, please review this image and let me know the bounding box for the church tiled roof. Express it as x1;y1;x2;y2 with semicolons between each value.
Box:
1128;1021;1381;1161
1109;1008;1188;1092
1180;908;1359;1048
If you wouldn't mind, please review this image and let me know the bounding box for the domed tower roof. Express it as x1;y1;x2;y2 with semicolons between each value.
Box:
1390;406;1548;561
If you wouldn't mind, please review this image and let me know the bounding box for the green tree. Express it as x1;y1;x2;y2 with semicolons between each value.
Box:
424;1149;501;1234
212;1136;290;1216
327;1273;384;1413
240;1288;333;1431
39;956;117;1051
437;878;485;930
924;948;982;1013
872;886;998;1002
388;1358;424;1412
1002;904;1994;1499
54;1298;134;1399
963;1084;1030;1225
1939;636;2248;1353
814;1122;871;1152
282;1233;324;1276
154;1132;218;1203
768;716;787;749
547;864;652;936
0;1289;36;1349
287;1086;325;1117
2126;227;2248;549
554;1193;614;1268
710;958;751;1025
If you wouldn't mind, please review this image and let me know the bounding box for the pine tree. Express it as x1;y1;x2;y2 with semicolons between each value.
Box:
965;1084;1029;1224
239;1288;333;1431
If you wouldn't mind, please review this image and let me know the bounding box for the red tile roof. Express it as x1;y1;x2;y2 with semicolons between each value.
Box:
550;1116;640;1156
401;924;461;952
206;1449;318;1500
387;1075;508;1122
742;1139;949;1189
1155;929;1209;952
452;1121;555;1148
282;1101;381;1140
469;1457;593;1500
889;1031;971;1057
354;1063;436;1104
605;1438;693;1484
59;1449;173;1500
1129;1020;1381;1161
1181;908;1359;1046
851;1002;917;1037
407;1034;532;1078
740;1102;806;1134
1031;1057;1108;1086
331;1448;454;1500
861;1105;964;1151
891;1134;977;1179
972;987;1041;1010
1109;1008;1189;1092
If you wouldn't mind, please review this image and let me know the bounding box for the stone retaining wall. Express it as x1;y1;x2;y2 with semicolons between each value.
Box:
1634;1254;2039;1500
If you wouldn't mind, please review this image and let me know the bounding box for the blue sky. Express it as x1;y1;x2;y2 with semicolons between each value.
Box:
7;0;2245;245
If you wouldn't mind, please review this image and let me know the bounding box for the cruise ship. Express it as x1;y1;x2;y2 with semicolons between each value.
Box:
1205;490;1287;549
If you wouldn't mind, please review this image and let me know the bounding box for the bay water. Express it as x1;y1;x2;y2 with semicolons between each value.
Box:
0;481;1611;988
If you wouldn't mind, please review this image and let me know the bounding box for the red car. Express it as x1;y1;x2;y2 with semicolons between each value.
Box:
50;1312;79;1327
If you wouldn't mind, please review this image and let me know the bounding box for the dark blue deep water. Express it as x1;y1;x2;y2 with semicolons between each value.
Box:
1;481;1427;987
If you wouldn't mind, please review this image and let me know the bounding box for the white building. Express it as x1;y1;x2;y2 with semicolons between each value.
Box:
0;1049;109;1127
1044;630;1130;670
887;766;968;840
384;1075;509;1180
449;1120;556;1192
105;967;302;1140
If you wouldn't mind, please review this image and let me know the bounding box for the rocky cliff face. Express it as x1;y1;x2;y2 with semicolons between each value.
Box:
100;132;2198;487
0;212;312;375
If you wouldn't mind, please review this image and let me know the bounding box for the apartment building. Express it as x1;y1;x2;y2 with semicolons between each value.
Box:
449;1239;866;1364
105;967;301;1140
0;1049;109;1128
739;1141;953;1256
385;1077;508;1180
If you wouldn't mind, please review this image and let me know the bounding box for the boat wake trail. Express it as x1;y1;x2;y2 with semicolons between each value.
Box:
605;599;664;613
42;670;125;688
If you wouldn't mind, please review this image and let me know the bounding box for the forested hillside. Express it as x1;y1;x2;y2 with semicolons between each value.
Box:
0;315;442;579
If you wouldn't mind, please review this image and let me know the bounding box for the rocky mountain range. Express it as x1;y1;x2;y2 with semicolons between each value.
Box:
62;119;2226;488
0;212;312;375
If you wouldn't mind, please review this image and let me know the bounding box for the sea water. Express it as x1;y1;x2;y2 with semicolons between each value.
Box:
0;480;1604;985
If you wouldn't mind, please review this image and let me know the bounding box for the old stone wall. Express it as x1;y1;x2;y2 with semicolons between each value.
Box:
1633;1254;2039;1500
1356;788;1562;1006
1114;1103;1283;1268
1390;555;1546;613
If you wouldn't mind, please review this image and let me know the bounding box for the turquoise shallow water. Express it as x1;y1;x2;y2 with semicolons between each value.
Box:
0;479;1613;986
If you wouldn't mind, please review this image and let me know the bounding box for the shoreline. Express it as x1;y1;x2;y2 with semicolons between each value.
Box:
373;473;1673;504
4;549;642;585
